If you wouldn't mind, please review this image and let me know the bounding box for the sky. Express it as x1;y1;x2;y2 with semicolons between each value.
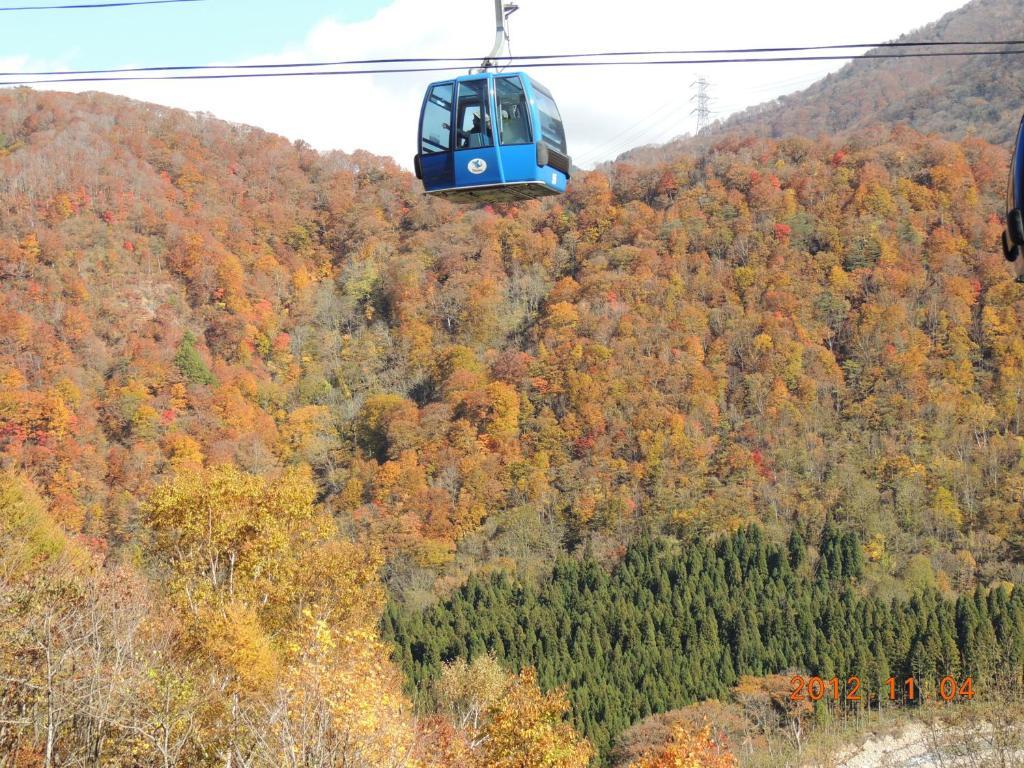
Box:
1;0;972;169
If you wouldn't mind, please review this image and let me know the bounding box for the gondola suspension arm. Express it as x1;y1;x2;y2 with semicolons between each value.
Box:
477;0;519;72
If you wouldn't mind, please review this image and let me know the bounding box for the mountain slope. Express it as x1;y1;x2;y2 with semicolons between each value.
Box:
615;0;1023;168
3;65;1024;766
721;0;1023;146
2;85;1023;593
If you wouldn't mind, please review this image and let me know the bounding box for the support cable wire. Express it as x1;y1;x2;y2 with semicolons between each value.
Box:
576;99;687;164
4;48;1024;87
4;39;1024;78
578;97;700;165
0;0;200;10
578;65;834;164
579;59;899;166
600;102;696;163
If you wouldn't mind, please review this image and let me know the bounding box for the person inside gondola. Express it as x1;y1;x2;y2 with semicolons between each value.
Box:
456;114;478;149
468;114;483;146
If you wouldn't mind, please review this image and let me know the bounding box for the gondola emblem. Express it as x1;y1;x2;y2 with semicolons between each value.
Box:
468;158;487;174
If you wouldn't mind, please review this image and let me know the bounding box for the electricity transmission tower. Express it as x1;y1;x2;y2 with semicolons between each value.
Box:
690;75;712;134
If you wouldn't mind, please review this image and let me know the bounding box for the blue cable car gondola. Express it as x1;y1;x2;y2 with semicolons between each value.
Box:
1003;112;1024;279
413;2;571;203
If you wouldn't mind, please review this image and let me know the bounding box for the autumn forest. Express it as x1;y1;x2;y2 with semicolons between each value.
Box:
3;2;1024;764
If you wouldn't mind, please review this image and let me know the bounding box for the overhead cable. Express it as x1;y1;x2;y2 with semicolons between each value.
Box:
3;39;1024;78
4;48;1024;87
0;0;200;10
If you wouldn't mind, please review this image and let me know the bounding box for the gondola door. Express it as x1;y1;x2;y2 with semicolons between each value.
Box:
452;77;503;190
418;82;455;190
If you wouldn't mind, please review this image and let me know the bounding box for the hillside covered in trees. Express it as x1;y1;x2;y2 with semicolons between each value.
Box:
384;527;1023;762
2;66;1024;764
2;86;1021;589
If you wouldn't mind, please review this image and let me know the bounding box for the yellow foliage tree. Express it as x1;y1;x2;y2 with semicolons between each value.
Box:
252;613;418;768
145;464;422;767
146;464;329;620
626;723;738;768
277;403;336;465
485;381;520;442
434;655;509;737
480;668;593;768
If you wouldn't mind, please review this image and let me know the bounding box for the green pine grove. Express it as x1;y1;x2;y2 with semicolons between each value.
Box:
382;526;1024;762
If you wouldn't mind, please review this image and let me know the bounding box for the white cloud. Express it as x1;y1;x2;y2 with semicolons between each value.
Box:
0;56;30;71
22;0;969;169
